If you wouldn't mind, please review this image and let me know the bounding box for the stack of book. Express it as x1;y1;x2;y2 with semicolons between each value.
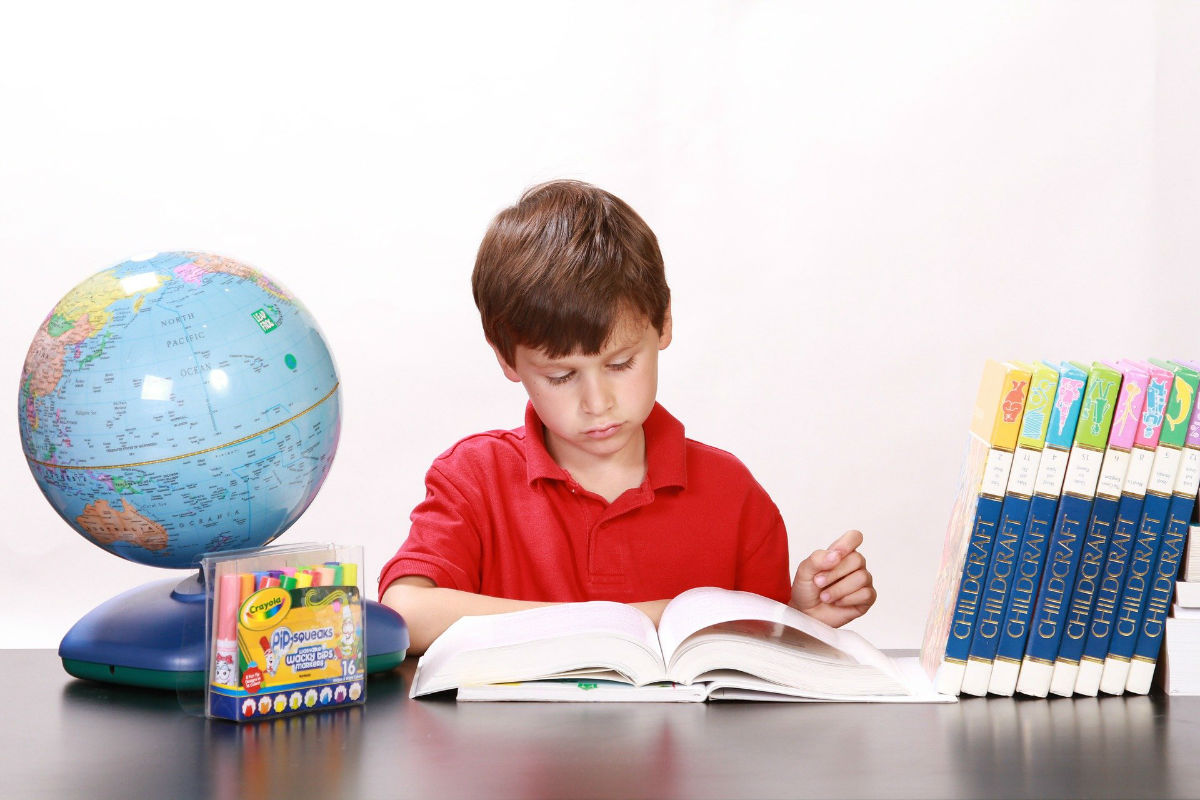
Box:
921;359;1200;697
1163;524;1200;695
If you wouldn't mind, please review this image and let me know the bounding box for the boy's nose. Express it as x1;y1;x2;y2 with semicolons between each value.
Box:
580;375;614;415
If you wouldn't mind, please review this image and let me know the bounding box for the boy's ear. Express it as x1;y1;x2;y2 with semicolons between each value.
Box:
489;342;522;383
658;304;673;351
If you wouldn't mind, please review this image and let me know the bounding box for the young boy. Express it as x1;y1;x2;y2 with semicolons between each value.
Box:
379;180;876;653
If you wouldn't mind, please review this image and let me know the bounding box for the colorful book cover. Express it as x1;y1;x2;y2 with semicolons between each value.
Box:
1048;362;1146;695
921;360;1031;694
1127;361;1200;694
1074;361;1172;696
960;361;1059;696
987;362;1088;696
1015;362;1121;698
1100;360;1199;694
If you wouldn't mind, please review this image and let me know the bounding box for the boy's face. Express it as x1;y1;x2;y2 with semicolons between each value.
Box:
495;310;672;472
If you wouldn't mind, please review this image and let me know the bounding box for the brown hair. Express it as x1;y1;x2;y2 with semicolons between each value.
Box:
472;180;670;367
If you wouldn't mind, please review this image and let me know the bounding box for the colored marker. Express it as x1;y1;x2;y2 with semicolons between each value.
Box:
238;573;254;607
215;573;240;688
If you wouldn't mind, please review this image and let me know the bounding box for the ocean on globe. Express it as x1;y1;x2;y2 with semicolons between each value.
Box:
18;252;341;569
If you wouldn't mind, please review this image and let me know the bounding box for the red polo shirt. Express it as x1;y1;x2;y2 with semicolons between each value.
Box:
377;403;791;604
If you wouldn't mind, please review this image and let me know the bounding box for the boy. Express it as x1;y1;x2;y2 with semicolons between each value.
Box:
380;180;875;653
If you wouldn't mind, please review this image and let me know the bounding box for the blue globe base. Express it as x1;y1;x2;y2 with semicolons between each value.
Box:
59;574;408;691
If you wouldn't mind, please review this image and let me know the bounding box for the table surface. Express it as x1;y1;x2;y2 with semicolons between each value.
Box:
5;649;1200;800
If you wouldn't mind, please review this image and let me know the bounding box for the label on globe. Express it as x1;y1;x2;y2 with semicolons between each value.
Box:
204;543;366;722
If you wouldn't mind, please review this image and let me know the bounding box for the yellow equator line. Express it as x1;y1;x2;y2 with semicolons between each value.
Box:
26;382;340;471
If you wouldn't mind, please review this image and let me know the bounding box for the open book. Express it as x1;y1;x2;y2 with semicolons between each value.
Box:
410;587;951;702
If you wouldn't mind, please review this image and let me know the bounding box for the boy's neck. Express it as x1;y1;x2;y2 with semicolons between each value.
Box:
544;424;647;504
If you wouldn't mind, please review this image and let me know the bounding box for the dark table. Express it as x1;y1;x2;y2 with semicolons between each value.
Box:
4;649;1199;799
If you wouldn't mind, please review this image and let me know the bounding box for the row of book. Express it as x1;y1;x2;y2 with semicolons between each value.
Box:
920;359;1200;697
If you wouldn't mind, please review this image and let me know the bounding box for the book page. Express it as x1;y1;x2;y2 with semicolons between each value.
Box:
411;601;665;697
703;658;955;703
657;587;900;679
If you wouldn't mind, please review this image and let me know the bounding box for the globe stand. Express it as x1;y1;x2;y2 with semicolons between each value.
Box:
60;572;409;691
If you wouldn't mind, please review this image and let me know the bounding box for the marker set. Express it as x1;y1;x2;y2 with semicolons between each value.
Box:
204;543;366;722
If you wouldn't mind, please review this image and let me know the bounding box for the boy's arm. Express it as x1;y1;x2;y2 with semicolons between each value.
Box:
381;576;672;654
790;529;876;628
381;576;555;654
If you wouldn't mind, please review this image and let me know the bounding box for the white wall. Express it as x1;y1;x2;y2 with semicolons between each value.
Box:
1;1;1193;649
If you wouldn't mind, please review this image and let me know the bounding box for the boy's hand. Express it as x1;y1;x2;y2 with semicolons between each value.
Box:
790;529;876;628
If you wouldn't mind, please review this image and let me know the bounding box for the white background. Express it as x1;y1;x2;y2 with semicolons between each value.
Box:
2;1;1197;649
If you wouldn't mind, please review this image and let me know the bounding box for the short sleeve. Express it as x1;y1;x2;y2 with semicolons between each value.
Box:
734;485;792;604
376;463;485;599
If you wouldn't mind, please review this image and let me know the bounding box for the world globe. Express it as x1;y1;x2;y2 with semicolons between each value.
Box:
18;251;341;570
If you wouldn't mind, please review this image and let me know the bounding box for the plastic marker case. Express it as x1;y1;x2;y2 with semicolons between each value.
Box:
204;543;367;721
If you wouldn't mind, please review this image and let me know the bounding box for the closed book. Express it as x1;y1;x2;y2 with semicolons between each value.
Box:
1126;361;1200;694
923;361;1031;695
1162;614;1200;695
988;363;1089;696
1050;362;1146;695
961;362;1059;696
1075;362;1172;696
1184;524;1200;583
1176;580;1200;608
1100;361;1198;694
1016;362;1121;697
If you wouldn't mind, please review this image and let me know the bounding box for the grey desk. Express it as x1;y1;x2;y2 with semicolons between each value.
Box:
4;649;1200;799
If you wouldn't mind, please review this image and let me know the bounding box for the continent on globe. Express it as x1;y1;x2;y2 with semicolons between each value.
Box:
20;269;168;431
75;498;169;551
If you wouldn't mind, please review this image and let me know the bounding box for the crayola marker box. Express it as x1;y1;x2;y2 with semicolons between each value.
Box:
203;543;366;722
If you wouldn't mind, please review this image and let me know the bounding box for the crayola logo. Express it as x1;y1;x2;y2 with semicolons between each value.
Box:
240;588;291;631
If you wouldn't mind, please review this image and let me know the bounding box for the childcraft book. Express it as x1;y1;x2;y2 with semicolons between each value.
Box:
409;587;950;703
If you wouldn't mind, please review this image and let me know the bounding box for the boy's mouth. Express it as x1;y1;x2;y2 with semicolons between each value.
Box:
584;423;622;439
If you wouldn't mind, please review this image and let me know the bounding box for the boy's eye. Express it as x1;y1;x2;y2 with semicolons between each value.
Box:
608;358;636;372
546;371;574;386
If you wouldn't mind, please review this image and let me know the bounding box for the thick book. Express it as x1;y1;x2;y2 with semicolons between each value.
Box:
1015;362;1121;697
1100;360;1198;694
923;360;1031;695
1162;612;1200;696
1126;361;1200;694
1074;361;1172;696
960;361;1059;696
411;587;950;703
988;362;1089;696
1177;578;1200;608
1049;362;1146;695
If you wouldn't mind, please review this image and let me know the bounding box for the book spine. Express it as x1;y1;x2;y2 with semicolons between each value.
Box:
1075;362;1169;696
1100;361;1197;694
987;364;1088;696
1016;363;1121;697
961;363;1059;696
1127;363;1200;694
935;364;1032;695
1049;362;1147;696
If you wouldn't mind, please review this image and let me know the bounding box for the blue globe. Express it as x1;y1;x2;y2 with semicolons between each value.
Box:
18;251;341;569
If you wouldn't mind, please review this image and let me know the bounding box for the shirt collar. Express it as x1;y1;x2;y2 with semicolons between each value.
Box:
523;402;687;491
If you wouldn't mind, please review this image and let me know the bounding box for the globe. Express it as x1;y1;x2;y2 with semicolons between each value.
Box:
18;251;341;569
